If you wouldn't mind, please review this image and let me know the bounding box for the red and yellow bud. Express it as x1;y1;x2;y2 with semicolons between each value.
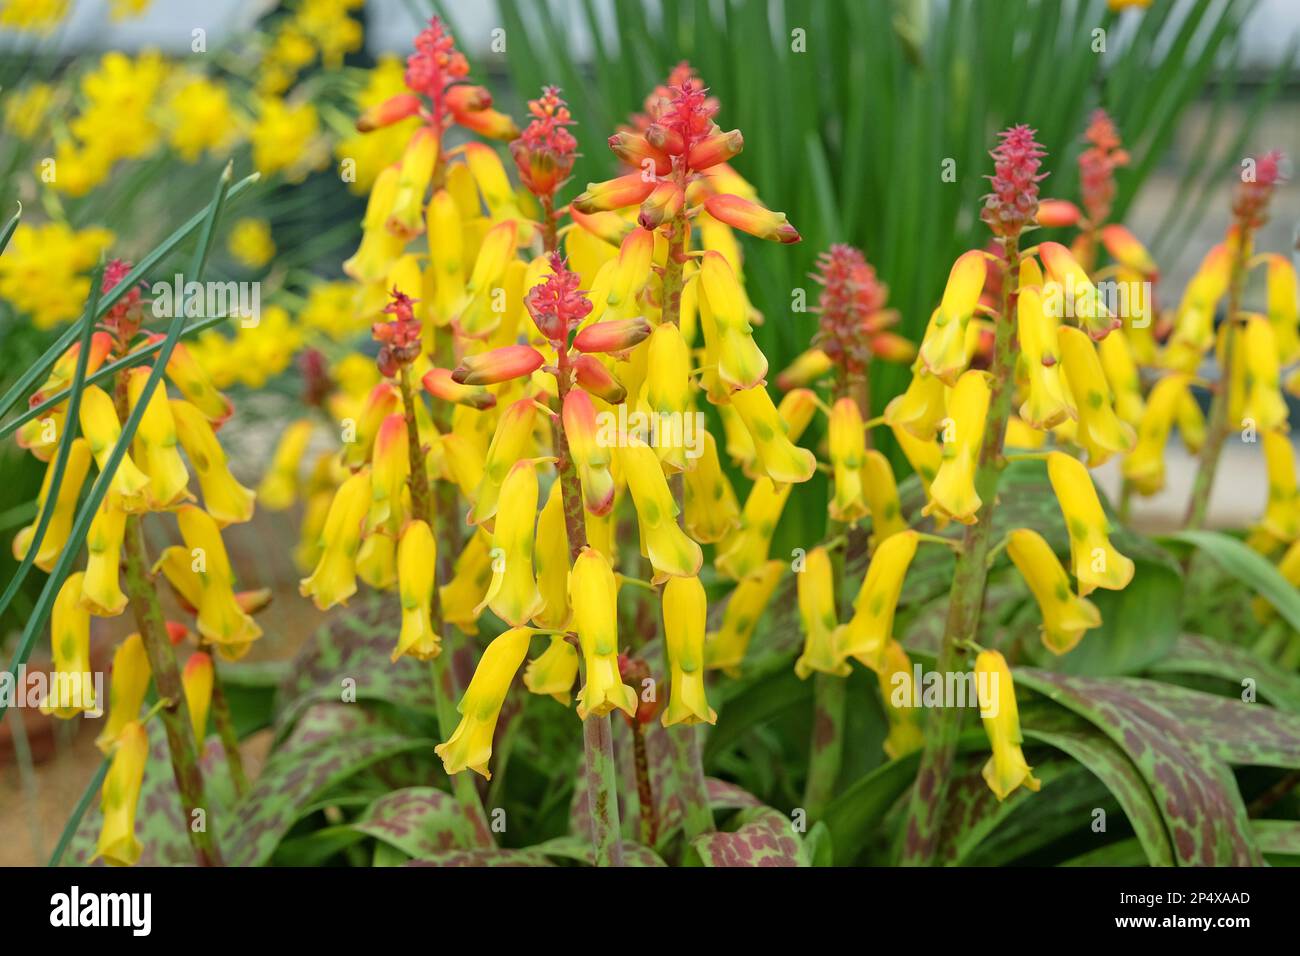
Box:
300;470;372;611
81;495;128;617
619;439;703;582
839;530;919;671
356;92;422;131
661;575;716;726
572;317;652;355
435;627;532;779
1007;528;1102;655
453;344;546;386
43;572;96;718
701;193;799;243
570;548;637;719
479;460;544;626
563;388;615;516
794;546;848;679
925;370;990;524
1046;451;1135;595
704;560;783;675
572;355;627;404
1034;198;1081;228
182;651;213;743
1099;224;1158;276
78;385;152;512
638;180;686;230
607;130;672;175
421;367;496;410
572;173;658;214
13;437;91;572
729;384;816;485
1058;326;1135;466
31;332;113;407
95;634;150;753
94;720;148;867
688;129;744;171
975;650;1041;801
392;519;441;661
170;399;255;526
523;634;579;706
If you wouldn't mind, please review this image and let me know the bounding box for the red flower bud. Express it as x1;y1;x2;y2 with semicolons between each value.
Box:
452;345;546;386
572;317;652;354
572;355;628;405
356;93;423;132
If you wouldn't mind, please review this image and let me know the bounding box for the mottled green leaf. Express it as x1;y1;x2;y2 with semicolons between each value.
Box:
1165;530;1300;633
405;849;553;867
692;807;807;867
530;835;667;867
352;786;470;857
1147;634;1300;713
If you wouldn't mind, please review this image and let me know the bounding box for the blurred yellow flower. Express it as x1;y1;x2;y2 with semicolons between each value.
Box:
0;0;69;32
71;51;166;164
0;222;114;329
251;98;323;181
336;57;420;194
165;75;237;162
190;305;302;389
227;218;276;270
5;83;55;139
301;281;362;340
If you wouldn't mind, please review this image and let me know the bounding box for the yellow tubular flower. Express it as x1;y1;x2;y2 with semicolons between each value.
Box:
386;126;439;239
562;389;615;515
95;634;151;753
479;460;544;626
1260;430;1300;542
777;348;833;390
644;322;694;472
367;413;409;531
178;505;262;658
863;450;908;547
704;560;784;675
975;650;1041;801
356;526;397;590
469;398;537;526
885;365;947;440
81;494;128;616
94;720;148;867
257;418;315;510
1240;316;1289;433
1266;253;1299;364
683;430;741;543
436;627;533;779
344;164;404;283
183;652;213;742
43;572;96;718
716;477;791;581
1046;451;1135;595
828;397;868;523
1016;285;1073;429
459;220;518;338
619;439;703;582
729;384;817;485
876;640;925;759
919;250;987;384
170;399;255;526
300;470;372;611
342;381;400;469
441;531;493;634
1164;244;1230;371
1097;329;1145;427
163;339;232;425
778;388;818;442
661;575;717;726
1178;391;1206;453
392;519;441;661
78;385;153;512
1006;528;1102;655
426;190;465;324
126;367;191;509
698;251;768;391
534;482;571;630
13;437;91;571
1038;241;1119;340
794;546;849;679
925;369;990;525
524;633;580;705
1058;326;1135;466
839;530;919;671
892;424;941;495
569;548;637;719
1122;373;1190;495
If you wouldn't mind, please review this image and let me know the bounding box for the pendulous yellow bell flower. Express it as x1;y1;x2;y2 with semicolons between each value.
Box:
524;633;580;706
885;365;948;440
386;126;438;239
925;369;990;525
81;494;128;616
794;546;849;679
95;634;151;753
1265;253;1299;364
619;438;703;583
705;560;784;675
178;505;263;658
975;650;1041;801
469;397;538;527
162;338;232;426
170;399;255;526
644;322;694;472
729;383;817;485
697;251;768;391
344;164;405;283
1046;451;1135;595
569;547;637;719
839;530;919;671
1038;241;1119;340
94;719;148;867
182;651;213;743
1240;316;1289;433
863;450;908;547
13;437;92;572
367;412;410;532
79;384;153;512
919;250;987;384
1016;285;1074;430
1006;528;1102;655
126;367;191;509
1097;329;1145;427
716;477;791;581
479;460;545;626
661;575;717;726
828;396;869;523
1259;429;1300;542
876;639;925;759
300;470;372;611
441;531;493;634
43;572;96;718
436;627;533;779
533;482;572;630
562;388;615;516
1122;373;1190;495
1164;243;1231;371
392;519;441;661
1058;325;1135;466
257;418;315;511
684;430;741;543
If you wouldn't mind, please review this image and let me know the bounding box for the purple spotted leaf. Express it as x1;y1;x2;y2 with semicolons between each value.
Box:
692;807;808;867
1254;820;1300;858
530;835;667;866
1147;634;1300;713
352;787;470;857
404;849;553;866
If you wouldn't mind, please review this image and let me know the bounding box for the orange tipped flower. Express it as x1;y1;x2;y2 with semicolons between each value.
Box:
1006;528;1102;655
421;368;497;410
661;575;716;726
356;92;422;132
1046;451;1134;595
794;546;848;679
170;399;255;526
300;470;372;611
436;627;533;779
393;519;442;661
562;388;616;516
94;720;148;867
572;354;628;404
638;180;686;230
569;547;637;719
701;193;799;243
687;129;744;170
573;173;658;214
182;652;214;743
925;370;991;524
619;439;703;582
572;317;652;354
704;560;783;675
453;345;546;386
839;530;919;671
1099;224;1157;277
1035;198;1081;228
